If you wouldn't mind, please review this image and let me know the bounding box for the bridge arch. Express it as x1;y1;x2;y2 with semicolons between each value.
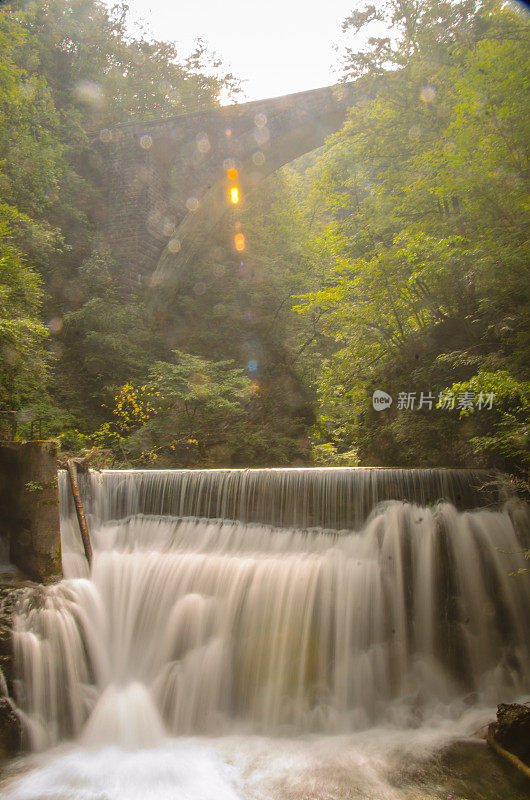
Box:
93;83;357;289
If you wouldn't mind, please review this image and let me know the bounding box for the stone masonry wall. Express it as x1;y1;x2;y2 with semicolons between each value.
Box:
0;442;61;584
91;84;358;287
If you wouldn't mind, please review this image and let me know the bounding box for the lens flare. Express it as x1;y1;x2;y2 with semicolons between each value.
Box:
168;238;181;253
74;80;104;107
254;127;269;145
234;233;245;251
196;133;210;153
420;86;436;103
227;167;238;181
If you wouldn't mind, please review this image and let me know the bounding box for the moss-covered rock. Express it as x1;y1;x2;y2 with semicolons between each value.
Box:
0;585;24;698
0;697;22;759
0;584;29;760
489;703;530;766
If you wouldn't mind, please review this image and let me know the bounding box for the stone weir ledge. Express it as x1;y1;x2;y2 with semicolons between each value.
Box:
0;454;528;762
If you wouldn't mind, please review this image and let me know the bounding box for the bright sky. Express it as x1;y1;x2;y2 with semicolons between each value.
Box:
123;0;358;101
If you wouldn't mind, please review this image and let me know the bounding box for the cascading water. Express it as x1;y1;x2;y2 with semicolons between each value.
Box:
3;468;530;800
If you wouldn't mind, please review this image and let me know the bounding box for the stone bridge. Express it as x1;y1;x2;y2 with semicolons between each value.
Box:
91;83;357;290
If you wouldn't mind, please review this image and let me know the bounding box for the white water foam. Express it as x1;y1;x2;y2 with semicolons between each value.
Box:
0;716;506;800
3;469;529;798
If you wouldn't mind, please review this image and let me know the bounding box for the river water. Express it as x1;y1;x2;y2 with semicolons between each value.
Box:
1;468;529;799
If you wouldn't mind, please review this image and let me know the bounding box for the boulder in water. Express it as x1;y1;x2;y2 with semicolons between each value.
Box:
0;584;32;697
488;703;530;767
0;697;22;759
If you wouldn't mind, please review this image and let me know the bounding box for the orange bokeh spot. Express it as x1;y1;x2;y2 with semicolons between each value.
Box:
234;233;245;251
230;186;240;204
227;168;238;181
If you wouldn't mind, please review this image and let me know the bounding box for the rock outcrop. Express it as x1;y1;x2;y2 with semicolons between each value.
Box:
0;584;27;759
0;696;22;759
488;703;530;768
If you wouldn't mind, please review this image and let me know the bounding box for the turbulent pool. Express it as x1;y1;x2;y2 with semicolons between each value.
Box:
2;468;529;799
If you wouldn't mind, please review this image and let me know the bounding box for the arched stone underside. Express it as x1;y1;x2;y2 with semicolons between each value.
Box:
93;83;357;291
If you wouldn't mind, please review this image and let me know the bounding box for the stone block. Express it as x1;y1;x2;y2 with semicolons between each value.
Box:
0;443;62;584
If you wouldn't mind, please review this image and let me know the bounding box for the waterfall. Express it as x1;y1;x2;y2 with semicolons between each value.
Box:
64;467;499;531
11;468;530;753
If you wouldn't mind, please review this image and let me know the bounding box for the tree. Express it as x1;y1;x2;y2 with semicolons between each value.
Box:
288;0;529;471
0;0;244;445
0;222;48;413
445;371;530;471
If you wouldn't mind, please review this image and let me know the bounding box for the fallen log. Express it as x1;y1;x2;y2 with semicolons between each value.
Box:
66;457;92;567
487;703;530;781
487;728;530;780
59;447;98;473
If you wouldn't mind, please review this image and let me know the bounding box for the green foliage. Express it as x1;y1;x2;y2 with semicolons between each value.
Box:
287;0;530;472
0;222;49;412
0;0;528;473
58;287;165;425
311;442;359;467
90;349;309;467
24;480;43;492
445;371;530;469
93;352;252;465
0;0;246;449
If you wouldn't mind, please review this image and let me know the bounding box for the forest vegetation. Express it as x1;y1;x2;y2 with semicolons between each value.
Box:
0;0;528;474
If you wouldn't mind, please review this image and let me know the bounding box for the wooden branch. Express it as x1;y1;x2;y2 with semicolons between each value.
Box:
66;458;93;568
487;727;530;781
58;447;98;471
69;447;98;473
